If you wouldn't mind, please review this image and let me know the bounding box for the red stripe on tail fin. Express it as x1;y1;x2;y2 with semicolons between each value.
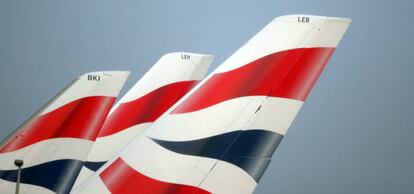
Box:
173;47;334;114
100;158;211;194
98;80;198;137
0;96;115;153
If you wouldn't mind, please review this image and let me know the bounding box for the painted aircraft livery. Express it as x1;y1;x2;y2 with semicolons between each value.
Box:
72;15;351;194
0;71;130;194
73;52;213;187
0;14;351;194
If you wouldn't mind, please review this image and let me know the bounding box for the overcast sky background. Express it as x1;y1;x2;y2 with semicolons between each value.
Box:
0;1;413;193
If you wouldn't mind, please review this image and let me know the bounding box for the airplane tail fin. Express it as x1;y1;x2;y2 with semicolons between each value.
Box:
74;15;351;194
74;53;213;186
0;71;129;194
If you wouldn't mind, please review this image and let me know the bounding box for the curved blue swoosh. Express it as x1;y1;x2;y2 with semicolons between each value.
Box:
0;159;83;194
83;161;106;171
151;129;284;182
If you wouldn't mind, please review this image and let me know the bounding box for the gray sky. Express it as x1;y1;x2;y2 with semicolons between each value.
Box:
0;0;413;193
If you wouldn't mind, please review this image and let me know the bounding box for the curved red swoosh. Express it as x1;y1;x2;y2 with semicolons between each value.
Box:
98;80;198;137
0;96;115;153
173;47;335;114
100;158;211;194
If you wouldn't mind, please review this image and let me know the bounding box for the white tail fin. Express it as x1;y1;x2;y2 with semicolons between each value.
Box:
73;53;213;187
73;15;351;194
0;71;129;194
